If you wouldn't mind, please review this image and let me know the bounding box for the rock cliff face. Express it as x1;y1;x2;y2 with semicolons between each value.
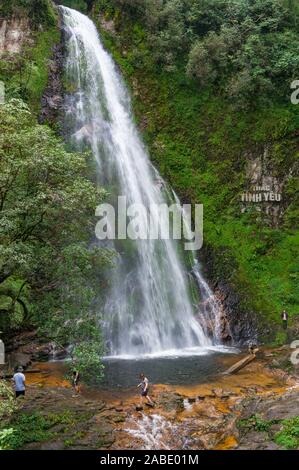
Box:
0;17;31;56
201;246;260;345
241;145;294;227
39;39;64;126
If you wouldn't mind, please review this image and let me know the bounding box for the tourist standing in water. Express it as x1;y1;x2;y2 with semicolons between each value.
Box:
138;373;154;407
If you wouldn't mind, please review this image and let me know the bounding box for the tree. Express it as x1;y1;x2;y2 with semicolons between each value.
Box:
0;99;114;375
186;0;299;106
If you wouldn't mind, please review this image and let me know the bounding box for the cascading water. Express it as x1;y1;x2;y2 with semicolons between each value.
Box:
124;414;175;450
61;6;225;356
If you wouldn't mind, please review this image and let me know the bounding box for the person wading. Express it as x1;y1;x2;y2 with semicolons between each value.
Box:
13;366;26;398
137;373;154;407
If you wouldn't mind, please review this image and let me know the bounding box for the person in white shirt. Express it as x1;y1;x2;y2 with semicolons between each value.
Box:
13;366;26;398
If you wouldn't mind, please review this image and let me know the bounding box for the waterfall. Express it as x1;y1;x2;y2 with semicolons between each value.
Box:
61;6;224;357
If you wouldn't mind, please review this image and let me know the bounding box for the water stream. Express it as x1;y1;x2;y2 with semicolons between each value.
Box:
124;413;174;450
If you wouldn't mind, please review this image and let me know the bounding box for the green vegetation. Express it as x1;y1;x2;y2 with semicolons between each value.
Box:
0;410;88;450
0;1;110;380
61;0;89;12
0;99;113;377
0;381;19;421
0;1;60;114
86;0;299;336
95;0;299;105
274;416;299;449
0;0;298;374
0;0;57;28
238;414;280;433
238;414;299;449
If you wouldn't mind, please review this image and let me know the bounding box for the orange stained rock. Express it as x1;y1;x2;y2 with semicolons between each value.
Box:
214;435;238;450
25;362;71;388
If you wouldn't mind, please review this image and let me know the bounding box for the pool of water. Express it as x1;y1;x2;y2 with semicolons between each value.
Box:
100;347;239;390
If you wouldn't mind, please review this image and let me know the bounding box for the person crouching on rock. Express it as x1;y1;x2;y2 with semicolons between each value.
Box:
138;373;154;407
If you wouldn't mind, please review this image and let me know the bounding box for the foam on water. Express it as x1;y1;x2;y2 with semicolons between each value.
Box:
103;345;238;361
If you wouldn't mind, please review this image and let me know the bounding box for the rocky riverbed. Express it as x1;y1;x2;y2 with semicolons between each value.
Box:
2;347;298;450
